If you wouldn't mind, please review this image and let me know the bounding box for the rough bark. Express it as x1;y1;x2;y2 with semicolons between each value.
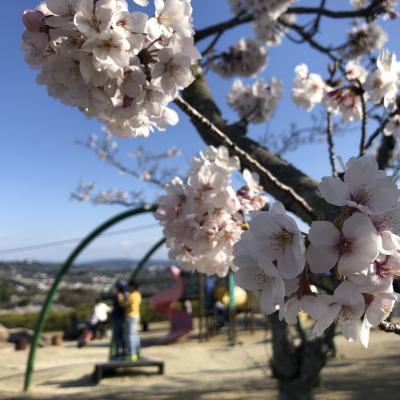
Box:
269;313;336;400
182;72;339;224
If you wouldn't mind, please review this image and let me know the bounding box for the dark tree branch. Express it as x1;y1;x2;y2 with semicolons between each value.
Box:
377;135;396;170
181;71;339;224
174;95;317;222
326;112;337;177
194;2;382;43
358;85;368;156
365;114;394;149
379;320;400;335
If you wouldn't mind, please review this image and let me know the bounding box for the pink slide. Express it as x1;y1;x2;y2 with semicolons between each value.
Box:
150;266;193;344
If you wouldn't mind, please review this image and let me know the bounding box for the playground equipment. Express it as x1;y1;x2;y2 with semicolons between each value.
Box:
150;266;193;344
23;205;164;391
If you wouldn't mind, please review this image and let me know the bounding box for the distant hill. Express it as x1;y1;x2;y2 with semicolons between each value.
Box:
0;258;176;275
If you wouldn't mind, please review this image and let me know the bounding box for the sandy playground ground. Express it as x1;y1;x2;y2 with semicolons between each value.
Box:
0;323;399;400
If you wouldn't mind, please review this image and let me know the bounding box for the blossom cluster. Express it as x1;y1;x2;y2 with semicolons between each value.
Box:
22;0;200;138
155;146;268;277
229;0;296;20
210;39;267;78
229;1;296;47
227;78;282;124
292;49;400;126
234;155;400;347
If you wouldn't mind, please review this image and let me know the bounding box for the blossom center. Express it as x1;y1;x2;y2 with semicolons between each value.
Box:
337;238;352;255
352;185;372;205
270;230;294;251
254;271;271;290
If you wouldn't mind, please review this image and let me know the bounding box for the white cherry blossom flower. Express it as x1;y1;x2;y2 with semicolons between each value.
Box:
306;213;379;275
292;64;326;111
238;202;305;280
22;0;199;137
234;236;286;314
370;208;400;255
73;0;115;37
303;281;365;342
360;291;399;347
323;87;364;122
227;78;282;123
345;24;387;59
319;155;400;214
365;49;398;108
152;49;194;96
211;39;267;78
146;0;193;40
345;60;368;83
156;146;266;277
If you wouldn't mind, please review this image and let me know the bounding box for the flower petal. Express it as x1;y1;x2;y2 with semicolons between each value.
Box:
306;245;339;273
319;177;350;206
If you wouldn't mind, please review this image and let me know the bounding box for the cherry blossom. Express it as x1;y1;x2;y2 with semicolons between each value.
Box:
210;38;267;78
306;213;380;275
345;24;387;59
229;0;297;20
155;146;267;277
292;64;326;111
360;291;399;347
303;281;365;342
234;235;286;315
234;202;305;280
227;78;282;123
22;0;199;137
323;87;364;122
319;155;400;214
365;49;399;108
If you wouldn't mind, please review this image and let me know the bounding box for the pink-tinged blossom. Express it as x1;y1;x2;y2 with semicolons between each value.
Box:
156;146;266;277
145;0;194;40
227;78;282;124
370;208;400;255
360;291;399;347
302;282;365;342
319;155;400;214
323;87;364;122
292;64;326;111
230;0;297;20
235;202;305;280
211;38;268;78
365;49;398;108
22;0;199;137
234;235;286;315
345;60;367;83
345;24;387;59
306;213;379;275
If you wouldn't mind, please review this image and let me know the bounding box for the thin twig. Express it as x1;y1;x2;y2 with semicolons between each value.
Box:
194;3;380;42
326;112;337;177
364;114;394;149
378;320;400;335
201;31;224;56
358;83;368;157
174;96;317;221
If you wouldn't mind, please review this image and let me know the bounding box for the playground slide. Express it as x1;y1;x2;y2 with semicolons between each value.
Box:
149;266;193;344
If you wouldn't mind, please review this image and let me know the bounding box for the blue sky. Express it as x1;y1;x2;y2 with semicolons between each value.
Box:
1;1;399;262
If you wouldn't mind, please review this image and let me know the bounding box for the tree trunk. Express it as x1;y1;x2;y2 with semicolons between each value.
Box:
268;312;336;400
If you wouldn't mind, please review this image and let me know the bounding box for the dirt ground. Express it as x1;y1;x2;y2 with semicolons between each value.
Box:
0;324;399;400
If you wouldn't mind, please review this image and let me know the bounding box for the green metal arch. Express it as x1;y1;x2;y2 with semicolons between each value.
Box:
23;205;161;391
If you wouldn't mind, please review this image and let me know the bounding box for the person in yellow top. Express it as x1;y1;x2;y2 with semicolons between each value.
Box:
123;279;142;361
